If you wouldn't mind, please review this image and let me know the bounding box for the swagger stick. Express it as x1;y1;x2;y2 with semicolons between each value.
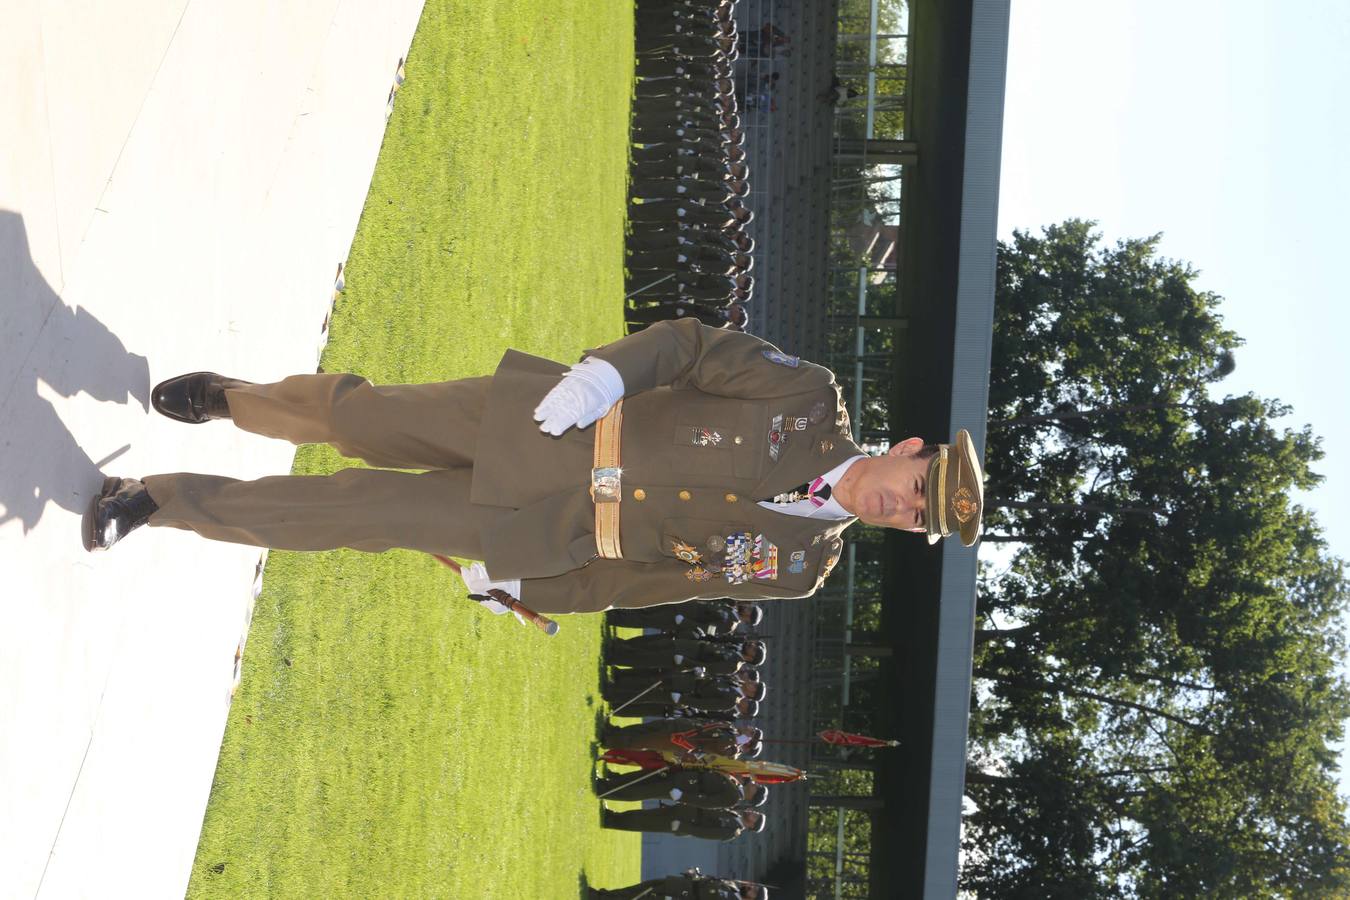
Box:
431;554;560;636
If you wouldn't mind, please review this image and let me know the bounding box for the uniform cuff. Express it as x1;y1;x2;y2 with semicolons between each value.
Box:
572;356;625;405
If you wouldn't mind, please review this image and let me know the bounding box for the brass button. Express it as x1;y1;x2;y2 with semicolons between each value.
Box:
733;435;743;445
633;488;646;501
678;490;692;501
724;493;738;503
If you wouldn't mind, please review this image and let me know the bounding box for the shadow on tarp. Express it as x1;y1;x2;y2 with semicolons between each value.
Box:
0;209;149;536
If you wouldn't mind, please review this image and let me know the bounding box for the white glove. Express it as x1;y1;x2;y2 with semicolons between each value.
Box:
459;562;525;623
533;357;624;436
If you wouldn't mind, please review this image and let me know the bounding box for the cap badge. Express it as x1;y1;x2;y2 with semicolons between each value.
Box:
952;486;978;524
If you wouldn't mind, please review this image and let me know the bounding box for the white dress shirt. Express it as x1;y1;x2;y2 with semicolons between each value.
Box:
757;455;865;520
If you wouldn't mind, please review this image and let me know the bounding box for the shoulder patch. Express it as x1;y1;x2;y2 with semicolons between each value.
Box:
762;348;799;368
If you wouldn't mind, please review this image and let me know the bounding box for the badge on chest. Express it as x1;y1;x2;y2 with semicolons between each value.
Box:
766;412;809;462
672;533;779;583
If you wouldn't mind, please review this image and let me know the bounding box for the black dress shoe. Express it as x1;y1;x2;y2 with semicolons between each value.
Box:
151;372;253;424
86;477;159;551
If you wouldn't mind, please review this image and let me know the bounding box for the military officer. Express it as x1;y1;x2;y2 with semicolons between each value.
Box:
606;679;747;718
732;779;770;808
603;672;742;711
88;319;986;616
600;717;753;758
589;870;768;900
602;806;763;841
606;667;762;707
594;766;742;808
626;301;746;333
607;600;760;635
605;635;765;674
619;694;757;721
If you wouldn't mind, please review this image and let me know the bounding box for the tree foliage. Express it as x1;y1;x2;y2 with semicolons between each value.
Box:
962;220;1350;897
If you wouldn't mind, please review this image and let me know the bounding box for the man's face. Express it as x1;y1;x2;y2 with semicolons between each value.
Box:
838;437;931;531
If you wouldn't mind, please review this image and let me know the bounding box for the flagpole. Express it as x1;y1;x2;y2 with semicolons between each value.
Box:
609;679;666;716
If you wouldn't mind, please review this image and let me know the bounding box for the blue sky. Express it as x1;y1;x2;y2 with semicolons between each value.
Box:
997;0;1350;787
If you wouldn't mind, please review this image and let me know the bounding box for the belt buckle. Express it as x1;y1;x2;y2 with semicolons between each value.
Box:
591;466;622;503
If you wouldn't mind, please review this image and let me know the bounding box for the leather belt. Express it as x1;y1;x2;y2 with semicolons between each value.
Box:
591;398;624;559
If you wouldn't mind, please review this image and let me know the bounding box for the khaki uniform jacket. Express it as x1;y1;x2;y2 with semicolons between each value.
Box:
471;319;860;613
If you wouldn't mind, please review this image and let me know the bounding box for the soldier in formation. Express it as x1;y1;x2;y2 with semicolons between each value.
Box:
627;0;753;331
593;766;761;808
600;717;760;760
589;868;769;899
602;806;765;842
605;634;766;675
606;599;762;636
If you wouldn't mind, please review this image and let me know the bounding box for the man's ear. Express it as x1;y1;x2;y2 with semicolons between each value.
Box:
888;436;924;457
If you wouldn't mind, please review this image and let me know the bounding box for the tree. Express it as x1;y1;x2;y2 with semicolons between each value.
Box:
964;221;1350;896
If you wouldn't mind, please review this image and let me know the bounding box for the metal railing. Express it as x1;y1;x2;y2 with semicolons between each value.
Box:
808;2;913;897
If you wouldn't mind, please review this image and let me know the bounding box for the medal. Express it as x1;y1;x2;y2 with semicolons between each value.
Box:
671;541;703;564
689;427;723;447
767;414;784;461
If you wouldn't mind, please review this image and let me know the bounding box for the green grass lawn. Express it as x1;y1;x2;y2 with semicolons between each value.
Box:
187;1;635;896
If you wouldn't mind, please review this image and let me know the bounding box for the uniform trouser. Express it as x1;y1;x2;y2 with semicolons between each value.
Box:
626;304;721;327
142;374;509;555
630;159;708;181
588;881;671;900
629;181;729;207
591;882;682;900
632;95;720;117
629;202;729;228
644;283;734;304
600;721;685;751
602;807;697;835
637;59;716;80
603;677;678;704
626;247;690;270
631;112;719;133
633;78;695;100
625;229;686;252
631;142;703;162
595;771;683;802
606;638;684;669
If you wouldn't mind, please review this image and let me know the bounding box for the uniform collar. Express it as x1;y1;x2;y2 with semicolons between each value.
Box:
811;455;866;519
